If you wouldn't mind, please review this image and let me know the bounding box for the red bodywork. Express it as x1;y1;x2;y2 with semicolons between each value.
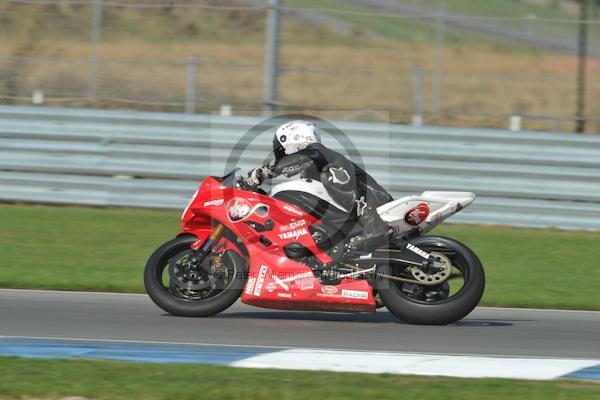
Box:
181;176;376;313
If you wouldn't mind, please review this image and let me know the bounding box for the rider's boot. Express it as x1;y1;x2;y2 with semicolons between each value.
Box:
319;206;390;285
348;205;391;253
318;239;347;285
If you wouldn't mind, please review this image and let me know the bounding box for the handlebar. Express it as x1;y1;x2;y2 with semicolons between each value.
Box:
235;176;267;195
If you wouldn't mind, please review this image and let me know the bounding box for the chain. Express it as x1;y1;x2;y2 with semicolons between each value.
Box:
340;263;447;286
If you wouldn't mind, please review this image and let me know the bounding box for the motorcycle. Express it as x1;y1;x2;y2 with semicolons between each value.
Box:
144;168;485;325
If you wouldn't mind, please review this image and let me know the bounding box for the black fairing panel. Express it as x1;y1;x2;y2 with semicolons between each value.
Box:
273;190;354;222
273;190;360;247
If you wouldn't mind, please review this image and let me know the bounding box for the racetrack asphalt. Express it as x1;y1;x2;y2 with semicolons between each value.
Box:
1;289;599;360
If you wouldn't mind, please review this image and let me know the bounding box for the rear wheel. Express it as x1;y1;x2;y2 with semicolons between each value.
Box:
377;236;485;325
144;235;247;317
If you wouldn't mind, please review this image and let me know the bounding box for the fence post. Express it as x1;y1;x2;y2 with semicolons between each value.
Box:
432;1;447;118
412;66;424;126
88;0;103;102
263;0;281;116
575;0;589;133
186;57;199;114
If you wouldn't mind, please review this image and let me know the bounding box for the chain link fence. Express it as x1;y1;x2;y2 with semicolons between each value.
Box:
0;0;599;132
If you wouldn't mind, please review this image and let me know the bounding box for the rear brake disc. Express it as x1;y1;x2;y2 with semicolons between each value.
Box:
410;252;452;285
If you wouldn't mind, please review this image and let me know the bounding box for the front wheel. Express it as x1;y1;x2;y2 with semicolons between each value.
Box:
377;236;485;325
144;235;247;317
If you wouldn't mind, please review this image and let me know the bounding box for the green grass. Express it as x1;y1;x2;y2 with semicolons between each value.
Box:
432;223;600;310
0;203;177;293
0;357;598;400
418;0;579;19
5;0;597;48
285;0;506;45
285;0;600;45
1;203;600;309
0;2;268;44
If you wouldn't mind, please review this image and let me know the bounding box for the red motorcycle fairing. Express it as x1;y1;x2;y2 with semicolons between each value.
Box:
180;176;376;313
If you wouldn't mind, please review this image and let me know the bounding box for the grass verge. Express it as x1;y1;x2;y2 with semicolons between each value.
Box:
1;203;599;309
0;357;598;400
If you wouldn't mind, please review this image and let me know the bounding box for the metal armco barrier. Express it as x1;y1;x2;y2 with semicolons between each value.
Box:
1;105;599;231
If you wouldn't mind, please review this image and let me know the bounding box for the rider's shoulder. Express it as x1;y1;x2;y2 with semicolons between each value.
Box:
304;142;328;152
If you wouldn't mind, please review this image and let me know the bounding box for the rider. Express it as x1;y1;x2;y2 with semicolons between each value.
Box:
243;120;393;252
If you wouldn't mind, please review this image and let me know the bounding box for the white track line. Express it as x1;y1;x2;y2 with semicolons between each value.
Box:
2;335;600;361
3;335;596;380
231;349;600;380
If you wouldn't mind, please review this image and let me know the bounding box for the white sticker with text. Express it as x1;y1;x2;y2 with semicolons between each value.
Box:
278;228;309;240
280;219;307;232
204;199;224;207
252;265;269;296
244;277;256;295
341;289;369;299
283;204;304;216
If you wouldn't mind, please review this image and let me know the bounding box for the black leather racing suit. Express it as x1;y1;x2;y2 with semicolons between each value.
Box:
252;143;392;241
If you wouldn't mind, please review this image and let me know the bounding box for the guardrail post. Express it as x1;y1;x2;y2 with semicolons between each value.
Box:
509;114;522;131
186;57;199;114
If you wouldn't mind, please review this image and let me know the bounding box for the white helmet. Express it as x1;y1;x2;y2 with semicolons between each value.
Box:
273;120;321;159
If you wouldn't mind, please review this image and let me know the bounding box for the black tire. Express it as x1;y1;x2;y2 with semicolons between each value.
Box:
144;235;247;317
378;236;485;325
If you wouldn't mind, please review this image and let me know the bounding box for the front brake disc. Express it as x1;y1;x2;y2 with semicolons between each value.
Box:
168;251;212;291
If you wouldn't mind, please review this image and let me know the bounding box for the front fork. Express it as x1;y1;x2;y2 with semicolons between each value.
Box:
189;223;226;273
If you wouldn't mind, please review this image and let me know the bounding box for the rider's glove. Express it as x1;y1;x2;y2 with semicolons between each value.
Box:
246;167;265;187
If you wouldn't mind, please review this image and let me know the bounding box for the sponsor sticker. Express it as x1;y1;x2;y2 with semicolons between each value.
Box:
277;293;292;298
294;276;314;291
266;282;276;293
272;275;290;291
203;199;224;207
279;219;307;232
316;293;340;298
252;265;269;296
244;277;256;295
404;203;430;226
281;165;302;175
406;243;430;260
282;271;314;291
277;228;309;240
281;162;312;176
283;204;304;216
341;289;369;299
321;285;338;295
228;198;252;222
